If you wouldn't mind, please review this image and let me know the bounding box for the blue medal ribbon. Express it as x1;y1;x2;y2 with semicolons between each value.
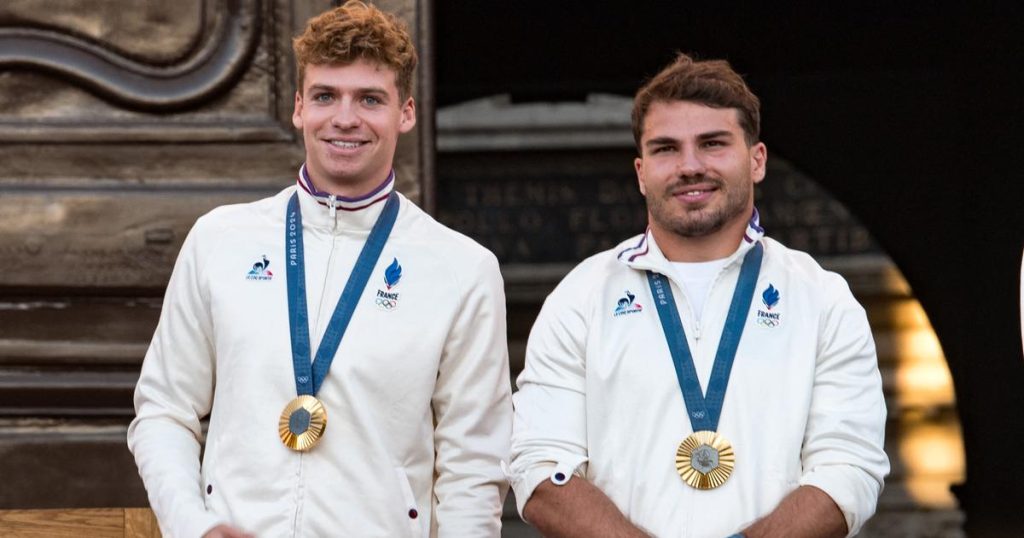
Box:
286;190;399;396
646;242;763;432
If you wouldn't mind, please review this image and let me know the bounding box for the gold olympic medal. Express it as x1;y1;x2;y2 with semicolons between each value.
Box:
675;430;735;489
278;395;327;451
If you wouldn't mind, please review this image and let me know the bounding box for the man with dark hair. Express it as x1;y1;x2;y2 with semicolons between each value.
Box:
128;3;511;537
509;53;889;537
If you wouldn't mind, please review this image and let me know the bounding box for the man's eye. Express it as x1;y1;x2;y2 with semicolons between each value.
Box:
652;146;675;154
313;93;333;103
703;140;726;148
362;95;382;105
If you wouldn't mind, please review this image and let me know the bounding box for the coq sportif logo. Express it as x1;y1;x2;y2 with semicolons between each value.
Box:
246;255;274;281
613;290;643;317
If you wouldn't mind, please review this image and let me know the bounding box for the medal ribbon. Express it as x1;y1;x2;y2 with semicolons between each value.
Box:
646;242;763;432
286;190;399;396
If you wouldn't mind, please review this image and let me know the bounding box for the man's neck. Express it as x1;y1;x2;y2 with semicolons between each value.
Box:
303;166;392;200
650;218;748;262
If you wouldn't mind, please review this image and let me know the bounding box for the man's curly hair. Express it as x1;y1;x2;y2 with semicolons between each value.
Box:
632;53;760;151
293;1;418;99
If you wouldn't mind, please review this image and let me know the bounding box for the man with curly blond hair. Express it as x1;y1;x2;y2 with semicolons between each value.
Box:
129;3;512;537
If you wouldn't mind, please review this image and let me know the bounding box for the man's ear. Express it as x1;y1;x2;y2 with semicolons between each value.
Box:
292;91;304;130
399;97;416;134
635;156;648;196
750;142;767;184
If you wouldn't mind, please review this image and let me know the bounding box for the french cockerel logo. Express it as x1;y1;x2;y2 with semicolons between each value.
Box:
246;255;273;281
613;290;643;316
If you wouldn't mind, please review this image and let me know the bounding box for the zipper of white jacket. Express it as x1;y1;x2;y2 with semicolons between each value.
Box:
695;253;742;341
686;288;702;341
313;195;341;343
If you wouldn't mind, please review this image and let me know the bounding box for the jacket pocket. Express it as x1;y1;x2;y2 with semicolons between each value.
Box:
393;467;423;538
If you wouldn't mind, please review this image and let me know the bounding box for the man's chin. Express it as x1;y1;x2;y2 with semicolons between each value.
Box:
310;165;363;186
672;222;726;238
666;209;732;237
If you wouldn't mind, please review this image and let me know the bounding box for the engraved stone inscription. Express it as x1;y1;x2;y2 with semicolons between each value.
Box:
438;152;880;265
754;159;879;256
439;174;646;263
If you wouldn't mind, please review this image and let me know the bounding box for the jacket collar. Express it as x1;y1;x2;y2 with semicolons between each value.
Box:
294;163;396;232
617;208;765;276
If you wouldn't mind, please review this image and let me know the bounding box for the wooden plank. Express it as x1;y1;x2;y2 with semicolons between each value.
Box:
0;508;123;537
123;508;160;538
0;507;161;537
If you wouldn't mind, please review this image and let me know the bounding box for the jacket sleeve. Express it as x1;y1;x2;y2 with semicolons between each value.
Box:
431;252;513;537
507;270;591;518
127;220;224;538
799;275;890;536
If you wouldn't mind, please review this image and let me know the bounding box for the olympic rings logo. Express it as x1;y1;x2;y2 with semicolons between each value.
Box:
375;297;398;310
756;317;780;328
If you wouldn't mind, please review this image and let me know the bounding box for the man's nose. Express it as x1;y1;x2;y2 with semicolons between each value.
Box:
676;146;706;176
331;99;360;129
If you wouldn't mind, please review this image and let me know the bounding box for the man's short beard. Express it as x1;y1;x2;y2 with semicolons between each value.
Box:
649;200;735;237
645;177;751;238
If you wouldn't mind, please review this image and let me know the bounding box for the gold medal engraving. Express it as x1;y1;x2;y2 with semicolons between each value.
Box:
675;430;734;489
278;395;327;451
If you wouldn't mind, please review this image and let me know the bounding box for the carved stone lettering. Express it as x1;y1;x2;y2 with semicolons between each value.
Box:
438;152;880;264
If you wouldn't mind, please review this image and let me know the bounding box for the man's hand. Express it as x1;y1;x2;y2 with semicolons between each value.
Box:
741;486;847;538
202;524;255;538
523;477;649;538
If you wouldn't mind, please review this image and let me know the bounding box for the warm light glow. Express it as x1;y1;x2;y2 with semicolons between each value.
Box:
900;422;965;476
890;297;965;509
904;477;962;509
899;421;965;509
892;324;955;408
889;300;931;327
895;361;955;407
893;329;945;364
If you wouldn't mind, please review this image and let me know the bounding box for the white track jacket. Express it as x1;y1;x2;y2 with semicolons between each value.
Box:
509;214;888;537
129;171;512;537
